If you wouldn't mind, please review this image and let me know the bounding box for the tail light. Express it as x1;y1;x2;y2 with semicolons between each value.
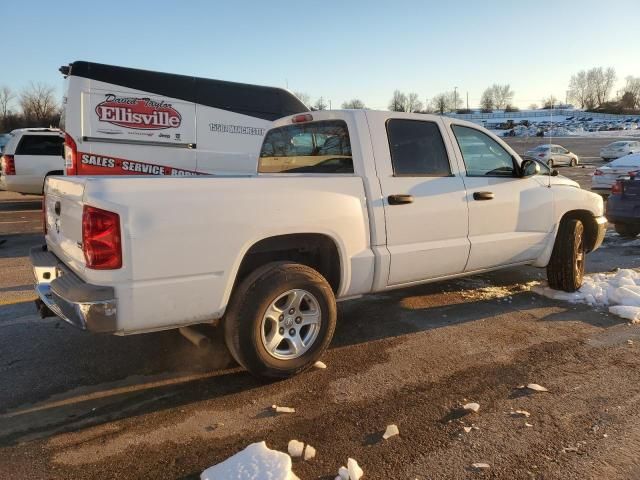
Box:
82;206;122;269
593;169;603;176
1;154;15;175
64;133;78;175
537;153;545;158
611;180;624;195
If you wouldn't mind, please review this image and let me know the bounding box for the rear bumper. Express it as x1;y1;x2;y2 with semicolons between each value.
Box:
30;245;117;333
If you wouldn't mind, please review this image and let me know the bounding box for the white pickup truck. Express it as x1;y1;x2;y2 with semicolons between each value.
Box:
31;110;606;378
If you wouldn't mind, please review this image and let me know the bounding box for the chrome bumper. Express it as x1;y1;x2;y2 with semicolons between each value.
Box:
30;246;117;333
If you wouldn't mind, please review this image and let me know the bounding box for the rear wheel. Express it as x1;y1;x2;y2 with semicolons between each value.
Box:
224;262;336;379
547;158;554;168
547;218;585;292
614;223;640;238
569;158;577;167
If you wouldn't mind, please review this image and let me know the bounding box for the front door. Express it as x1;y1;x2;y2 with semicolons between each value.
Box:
448;124;554;272
373;117;470;286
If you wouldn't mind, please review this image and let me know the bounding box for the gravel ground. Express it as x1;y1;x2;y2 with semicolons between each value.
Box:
1;137;639;479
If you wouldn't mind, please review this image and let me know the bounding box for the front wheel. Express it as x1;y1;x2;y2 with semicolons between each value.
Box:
547;218;585;292
570;158;577;167
547;158;554;168
614;223;640;238
224;262;336;379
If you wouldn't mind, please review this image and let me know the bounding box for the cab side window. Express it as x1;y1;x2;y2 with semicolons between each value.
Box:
451;125;515;177
386;119;451;176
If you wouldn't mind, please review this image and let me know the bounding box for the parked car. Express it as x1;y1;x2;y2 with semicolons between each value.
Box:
592;153;640;194
0;128;64;195
31;111;606;378
523;144;580;167
600;141;640;161
607;175;640;237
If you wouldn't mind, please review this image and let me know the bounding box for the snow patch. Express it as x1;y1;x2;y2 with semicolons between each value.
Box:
200;441;299;480
533;269;640;323
383;424;399;440
287;439;304;458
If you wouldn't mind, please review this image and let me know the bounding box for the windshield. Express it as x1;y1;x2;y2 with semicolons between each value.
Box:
609;142;628;147
532;146;550;151
258;120;353;174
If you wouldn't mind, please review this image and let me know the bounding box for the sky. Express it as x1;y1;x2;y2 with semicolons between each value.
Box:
2;0;639;110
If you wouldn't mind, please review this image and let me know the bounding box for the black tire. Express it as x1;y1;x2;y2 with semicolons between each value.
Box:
570;158;577;167
547;218;586;292
614;223;640;238
547;158;554;168
224;262;336;379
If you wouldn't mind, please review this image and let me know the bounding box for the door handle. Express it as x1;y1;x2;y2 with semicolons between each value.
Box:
388;194;414;205
473;191;494;201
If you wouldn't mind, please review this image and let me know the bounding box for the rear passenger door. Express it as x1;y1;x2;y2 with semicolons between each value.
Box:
373;117;470;286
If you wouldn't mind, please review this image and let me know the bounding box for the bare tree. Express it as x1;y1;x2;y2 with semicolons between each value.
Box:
293;91;311;107
541;95;558;109
20;82;58;124
430;93;449;114
0;86;15;119
490;84;514;110
528;103;538;110
568;71;589;108
341;98;365;109
405;92;423;113
480;88;494;112
313;96;328;111
618;76;640;110
388;90;408;112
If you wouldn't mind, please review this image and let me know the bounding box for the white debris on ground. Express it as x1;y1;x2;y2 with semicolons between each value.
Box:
335;458;364;480
383;424;399;440
533;269;640;323
462;402;480;413
287;440;304;458
337;466;349;480
471;462;491;470
200;441;299;480
313;360;327;369
272;405;296;414
348;458;364;480
511;410;531;418
526;384;549;393
303;444;316;461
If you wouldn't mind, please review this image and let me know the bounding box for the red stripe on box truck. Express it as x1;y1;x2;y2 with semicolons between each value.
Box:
77;152;203;176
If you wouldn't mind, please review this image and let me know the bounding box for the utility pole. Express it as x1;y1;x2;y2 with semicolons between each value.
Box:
466;91;469;110
329;100;332;110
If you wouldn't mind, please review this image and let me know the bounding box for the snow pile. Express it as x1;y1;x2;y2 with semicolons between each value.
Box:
200;442;299;480
534;269;640;323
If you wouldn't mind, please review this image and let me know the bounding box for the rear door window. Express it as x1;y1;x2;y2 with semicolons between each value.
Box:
16;135;64;156
386;119;451;176
259;120;352;173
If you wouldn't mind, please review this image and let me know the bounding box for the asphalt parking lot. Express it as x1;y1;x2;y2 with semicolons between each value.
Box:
1;136;640;479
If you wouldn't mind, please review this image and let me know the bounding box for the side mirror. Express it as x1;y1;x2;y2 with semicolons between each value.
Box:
520;159;540;178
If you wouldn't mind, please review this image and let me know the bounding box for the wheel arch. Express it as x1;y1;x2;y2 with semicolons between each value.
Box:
559;209;600;253
226;233;345;309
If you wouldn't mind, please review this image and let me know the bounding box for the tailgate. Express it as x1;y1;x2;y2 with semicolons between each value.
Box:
44;177;87;272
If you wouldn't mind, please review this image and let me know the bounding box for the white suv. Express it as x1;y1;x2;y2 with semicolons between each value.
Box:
0;128;64;195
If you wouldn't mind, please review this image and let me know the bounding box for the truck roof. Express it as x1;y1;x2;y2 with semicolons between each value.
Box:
61;61;309;121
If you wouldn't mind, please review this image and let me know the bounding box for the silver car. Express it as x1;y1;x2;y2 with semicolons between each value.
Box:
600;141;640;161
524;144;580;167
